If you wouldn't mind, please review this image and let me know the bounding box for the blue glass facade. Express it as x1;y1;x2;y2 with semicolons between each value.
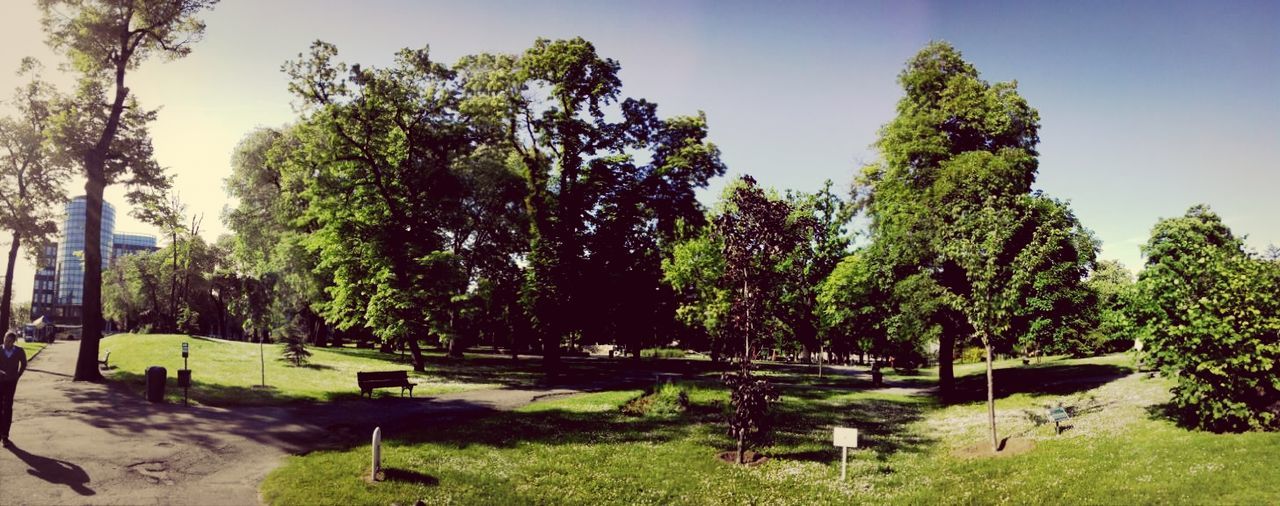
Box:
56;196;115;306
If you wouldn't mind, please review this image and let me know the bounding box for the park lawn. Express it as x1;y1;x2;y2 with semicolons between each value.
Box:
101;333;500;406
261;353;1280;505
17;339;45;358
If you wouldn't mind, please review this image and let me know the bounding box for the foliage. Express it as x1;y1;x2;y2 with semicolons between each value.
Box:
102;235;224;334
856;41;1046;394
275;317;312;367
1070;260;1138;356
39;0;217;381
721;365;780;464
639;348;686;359
457;38;725;368
662;223;730;358
713;176;809;463
0;58;72;332
621;382;690;417
1134;205;1280;432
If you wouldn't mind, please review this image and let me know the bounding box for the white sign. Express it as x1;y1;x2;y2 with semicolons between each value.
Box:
833;427;858;480
833;427;858;448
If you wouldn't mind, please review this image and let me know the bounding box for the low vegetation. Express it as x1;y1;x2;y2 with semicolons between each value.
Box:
261;354;1280;504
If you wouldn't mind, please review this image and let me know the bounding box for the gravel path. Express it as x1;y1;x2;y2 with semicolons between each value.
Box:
0;341;642;505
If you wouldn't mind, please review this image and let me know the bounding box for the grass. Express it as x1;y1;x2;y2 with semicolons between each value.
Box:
101;334;502;406
17;339;46;358
260;353;1280;505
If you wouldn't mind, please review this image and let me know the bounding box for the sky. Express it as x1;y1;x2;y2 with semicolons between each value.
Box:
0;0;1277;305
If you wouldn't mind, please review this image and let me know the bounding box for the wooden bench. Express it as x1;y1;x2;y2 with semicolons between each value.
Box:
357;371;415;399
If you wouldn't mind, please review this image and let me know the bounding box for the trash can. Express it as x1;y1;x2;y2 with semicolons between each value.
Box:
146;366;167;403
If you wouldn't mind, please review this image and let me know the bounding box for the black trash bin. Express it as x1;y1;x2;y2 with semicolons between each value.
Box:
146;366;167;402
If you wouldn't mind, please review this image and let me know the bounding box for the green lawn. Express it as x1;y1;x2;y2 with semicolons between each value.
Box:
261;353;1280;505
101;334;502;406
17;339;46;358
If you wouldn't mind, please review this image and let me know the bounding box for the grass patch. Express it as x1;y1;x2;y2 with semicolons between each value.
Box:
17;339;46;358
101;334;499;406
262;354;1280;504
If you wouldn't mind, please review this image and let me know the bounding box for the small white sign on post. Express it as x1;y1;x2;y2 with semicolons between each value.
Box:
833;427;858;480
372;427;382;481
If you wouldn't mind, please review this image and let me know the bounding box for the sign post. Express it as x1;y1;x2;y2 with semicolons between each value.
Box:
179;342;191;406
833;427;858;480
1049;406;1070;434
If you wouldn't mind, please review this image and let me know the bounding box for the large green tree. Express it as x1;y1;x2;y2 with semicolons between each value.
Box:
283;42;475;371
857;41;1042;395
1135;205;1280;431
39;0;217;381
0;59;71;332
457;38;724;371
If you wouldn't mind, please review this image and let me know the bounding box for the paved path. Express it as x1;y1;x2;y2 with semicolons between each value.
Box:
1;342;638;505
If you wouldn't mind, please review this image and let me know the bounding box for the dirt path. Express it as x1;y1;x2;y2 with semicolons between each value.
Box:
0;341;641;505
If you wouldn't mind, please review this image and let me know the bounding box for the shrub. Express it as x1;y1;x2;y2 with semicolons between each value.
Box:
622;382;690;417
722;365;778;464
1136;206;1280;431
640;347;686;359
960;346;986;364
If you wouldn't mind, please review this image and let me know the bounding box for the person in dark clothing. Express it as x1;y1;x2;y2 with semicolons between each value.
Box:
1;331;28;447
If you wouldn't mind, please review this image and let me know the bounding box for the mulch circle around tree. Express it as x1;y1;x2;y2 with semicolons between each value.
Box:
953;437;1036;459
716;450;769;466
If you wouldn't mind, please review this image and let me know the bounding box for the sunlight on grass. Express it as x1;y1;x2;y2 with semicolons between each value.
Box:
101;333;498;406
261;354;1280;505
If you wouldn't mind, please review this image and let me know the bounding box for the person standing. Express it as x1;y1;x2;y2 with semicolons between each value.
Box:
1;331;28;447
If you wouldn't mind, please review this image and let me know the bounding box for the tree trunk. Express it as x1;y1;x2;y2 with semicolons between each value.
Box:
736;430;746;465
0;231;20;333
939;331;955;399
75;177;106;381
985;340;998;452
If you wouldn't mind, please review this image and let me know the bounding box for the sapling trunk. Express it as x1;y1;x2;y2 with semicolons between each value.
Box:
986;341;998;452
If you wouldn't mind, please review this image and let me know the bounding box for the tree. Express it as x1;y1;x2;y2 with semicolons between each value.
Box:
457;38;724;371
283;42;476;372
663;223;731;360
1074;260;1137;356
1134;205;1280;431
856;41;1041;396
782;181;854;364
0;58;71;333
39;0;218;381
715;175;810;464
817;251;892;369
937;188;1093;451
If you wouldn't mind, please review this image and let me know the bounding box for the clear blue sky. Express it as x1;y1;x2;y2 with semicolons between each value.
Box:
1;0;1277;303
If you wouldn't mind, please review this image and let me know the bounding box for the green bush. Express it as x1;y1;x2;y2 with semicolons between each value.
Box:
621;382;689;417
960;346;986;364
1136;206;1280;432
640;347;686;359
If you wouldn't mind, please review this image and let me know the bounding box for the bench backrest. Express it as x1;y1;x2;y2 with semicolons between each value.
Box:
358;371;410;383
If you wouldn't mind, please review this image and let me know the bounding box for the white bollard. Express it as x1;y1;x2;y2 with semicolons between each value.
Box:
372;427;382;481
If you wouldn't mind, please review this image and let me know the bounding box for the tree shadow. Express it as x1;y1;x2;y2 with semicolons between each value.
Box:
944;363;1133;404
6;442;95;496
381;468;440;486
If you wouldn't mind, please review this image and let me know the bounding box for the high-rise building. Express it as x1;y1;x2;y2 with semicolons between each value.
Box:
29;196;159;326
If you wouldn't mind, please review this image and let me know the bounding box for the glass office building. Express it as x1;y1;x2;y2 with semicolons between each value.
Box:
28;196;158;325
56;196;116;307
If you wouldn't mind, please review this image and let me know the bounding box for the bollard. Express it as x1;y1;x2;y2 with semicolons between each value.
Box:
372;427;382;481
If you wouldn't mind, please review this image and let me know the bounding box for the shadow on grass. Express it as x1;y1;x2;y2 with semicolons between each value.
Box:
381;468;439;486
945;363;1133;405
